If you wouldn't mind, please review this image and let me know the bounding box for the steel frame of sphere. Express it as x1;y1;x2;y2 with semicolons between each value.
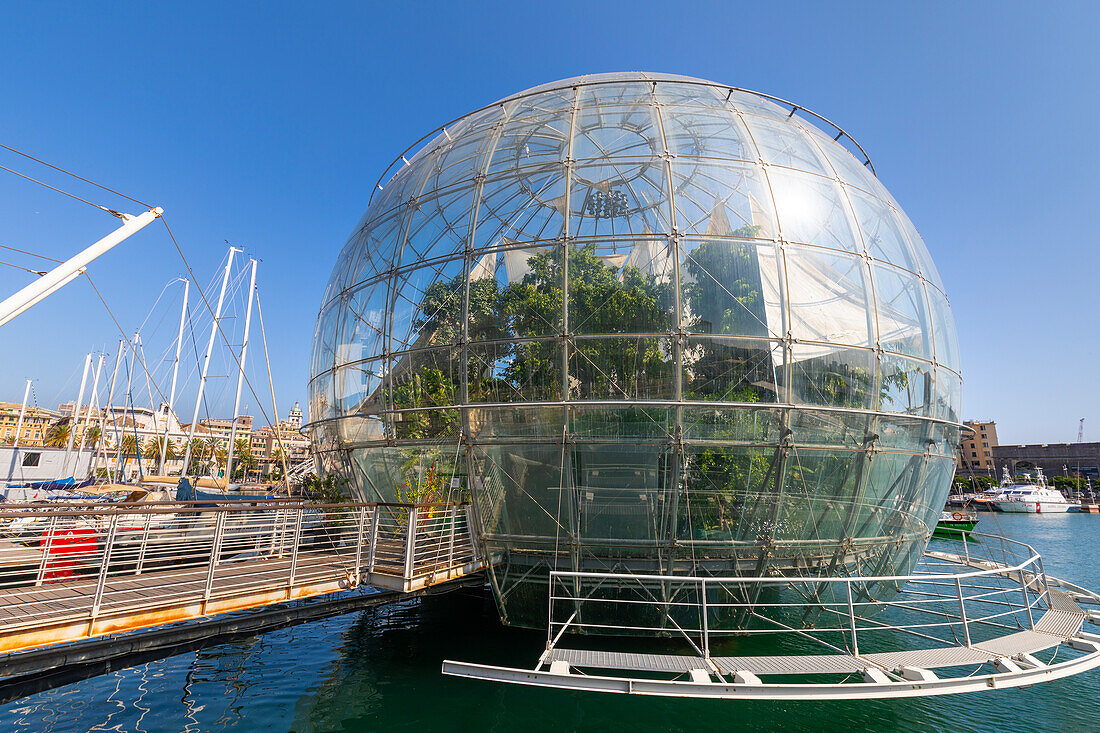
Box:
306;73;962;630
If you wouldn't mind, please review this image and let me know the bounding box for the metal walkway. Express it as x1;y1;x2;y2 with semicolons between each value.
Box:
443;532;1100;699
0;499;487;656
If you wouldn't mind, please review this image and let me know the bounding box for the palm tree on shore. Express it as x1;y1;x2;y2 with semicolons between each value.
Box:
44;423;70;448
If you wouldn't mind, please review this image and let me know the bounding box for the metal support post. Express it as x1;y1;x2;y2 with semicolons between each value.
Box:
961;531;970;563
203;511;227;604
135;513;152;576
287;508;304;590
846;580;859;656
404;507;419;581
464;504;478;562
446;505;457;569
34;514;58;586
90;514;119;621
700;579;710;660
353;506;367;584
367;506;380;575
1020;570;1035;629
955;577;971;647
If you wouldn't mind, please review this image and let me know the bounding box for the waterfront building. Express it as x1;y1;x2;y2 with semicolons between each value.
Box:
993;441;1100;480
307;73;961;628
958;419;998;474
0;403;61;447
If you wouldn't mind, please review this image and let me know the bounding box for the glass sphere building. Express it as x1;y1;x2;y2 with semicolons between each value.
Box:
307;73;961;628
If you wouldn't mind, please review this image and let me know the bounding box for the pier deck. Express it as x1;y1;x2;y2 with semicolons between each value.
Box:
0;500;486;656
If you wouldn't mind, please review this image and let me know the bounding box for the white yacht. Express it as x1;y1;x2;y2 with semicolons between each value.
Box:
993;468;1078;513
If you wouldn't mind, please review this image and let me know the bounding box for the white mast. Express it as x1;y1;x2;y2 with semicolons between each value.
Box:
101;339;126;481
63;353;92;476
0;208;162;328
225;259;257;484
12;379;31;450
182;247;239;479
73;353;105;476
160;278;189;476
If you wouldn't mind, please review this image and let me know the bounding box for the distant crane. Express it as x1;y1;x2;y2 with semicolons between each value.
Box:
1079;418;1086;443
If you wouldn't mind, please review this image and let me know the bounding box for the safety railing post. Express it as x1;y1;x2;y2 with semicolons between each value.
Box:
287;506;304;590
404;507;418;582
464;504;478;562
961;530;970;563
846;580;859;657
203;511;227;605
366;506;380;576
700;579;710;660
90;514;120;622
955;577;972;646
135;512;152;576
1020;566;1035;629
446;505;457;569
353;506;367;585
34;514;58;586
1037;556;1051;605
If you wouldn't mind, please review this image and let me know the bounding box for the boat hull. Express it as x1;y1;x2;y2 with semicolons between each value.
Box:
994;501;1076;514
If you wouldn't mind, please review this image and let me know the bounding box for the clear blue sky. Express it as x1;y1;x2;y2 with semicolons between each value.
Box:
0;2;1096;444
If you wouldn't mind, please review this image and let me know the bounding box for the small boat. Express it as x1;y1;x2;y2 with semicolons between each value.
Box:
934;510;978;537
993;468;1078;514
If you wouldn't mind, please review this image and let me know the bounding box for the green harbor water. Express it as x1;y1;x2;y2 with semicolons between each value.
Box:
1;512;1097;732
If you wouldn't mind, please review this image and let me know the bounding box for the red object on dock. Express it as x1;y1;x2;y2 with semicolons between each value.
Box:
40;527;98;581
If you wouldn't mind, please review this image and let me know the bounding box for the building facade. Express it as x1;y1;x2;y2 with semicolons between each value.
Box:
992;442;1100;480
0;403;61;447
958;420;998;474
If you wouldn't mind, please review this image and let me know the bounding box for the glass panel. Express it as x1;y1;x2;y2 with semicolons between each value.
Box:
768;168;859;252
389;347;459;409
680;238;783;339
660;107;754;161
785;246;872;347
338;281;389;366
669;162;776;239
679;444;781;542
804;127;885;197
728;91;789;120
573;444;671;542
308;370;335;424
335;359;386;416
743;115;829;176
569;337;674;400
877;415;934;453
872;264;932;360
469;406;563;439
681;406;782;442
654;81;731;110
577;83;654;109
485;110;571;178
849;188;917;272
398;185;478;267
879;353;933;416
789;409;874;450
567;239;675;335
572;104;662;162
897;209;946;293
471;443;568;538
570;160;673;238
473;164;567;248
927;288;960;371
388;257;467;352
421;107;501;192
934;367;961;423
468;339;561;403
788;345;875;409
341;213;403;292
311;304;342;376
570;405;673;440
682;337;782;403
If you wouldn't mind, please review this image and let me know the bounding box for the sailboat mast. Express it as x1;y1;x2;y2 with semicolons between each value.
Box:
225;259;257;484
63;353;92;476
13;379;30;450
160;278;189;476
102;340;126;482
73;354;105;477
182;247;239;478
